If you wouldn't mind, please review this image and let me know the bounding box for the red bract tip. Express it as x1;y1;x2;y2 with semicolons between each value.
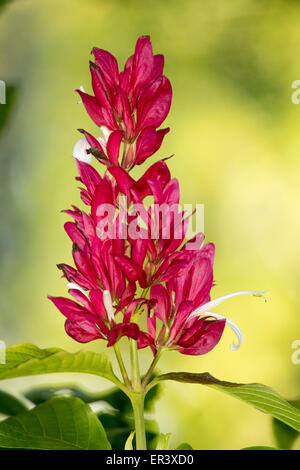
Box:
75;36;172;170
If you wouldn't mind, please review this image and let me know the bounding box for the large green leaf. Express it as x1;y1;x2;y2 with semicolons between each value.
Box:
23;382;161;450
0;396;111;449
0;343;123;390
154;372;300;432
0;390;28;416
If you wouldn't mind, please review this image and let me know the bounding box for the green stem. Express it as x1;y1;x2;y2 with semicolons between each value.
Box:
130;392;147;450
113;344;130;388
130;338;141;389
142;349;163;388
130;287;149;388
127;286;151;448
130;337;147;449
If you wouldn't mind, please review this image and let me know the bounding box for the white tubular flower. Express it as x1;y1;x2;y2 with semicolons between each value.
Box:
188;290;268;351
207;312;244;351
189;291;267;320
66;282;89;298
103;290;114;324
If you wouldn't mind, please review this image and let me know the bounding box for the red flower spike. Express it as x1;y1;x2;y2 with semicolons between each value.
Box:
49;35;264;356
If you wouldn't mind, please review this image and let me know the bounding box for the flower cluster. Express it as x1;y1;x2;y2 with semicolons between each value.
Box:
49;36;263;357
75;36;171;170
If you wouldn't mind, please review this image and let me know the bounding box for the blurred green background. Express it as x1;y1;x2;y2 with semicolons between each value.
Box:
0;0;299;449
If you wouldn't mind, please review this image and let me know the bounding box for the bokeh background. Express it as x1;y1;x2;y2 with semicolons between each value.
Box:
0;0;299;449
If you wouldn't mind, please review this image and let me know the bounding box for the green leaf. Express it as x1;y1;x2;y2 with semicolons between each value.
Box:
154;372;300;432
0;390;28;415
0;343;123;389
23;380;161;450
272;418;299;449
272;399;300;449
242;446;279;450
176;442;194;450
0;396;111;449
156;433;171;450
0;397;111;449
23;381;162;450
124;431;135;450
23;381;161;449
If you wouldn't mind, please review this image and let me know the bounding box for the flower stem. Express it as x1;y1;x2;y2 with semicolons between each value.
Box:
130;286;149;388
142;349;163;388
130;338;141;389
127;286;150;449
113;344;131;388
129;337;147;449
130;392;147;450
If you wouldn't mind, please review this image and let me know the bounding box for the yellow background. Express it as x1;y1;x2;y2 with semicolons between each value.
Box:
0;0;299;449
